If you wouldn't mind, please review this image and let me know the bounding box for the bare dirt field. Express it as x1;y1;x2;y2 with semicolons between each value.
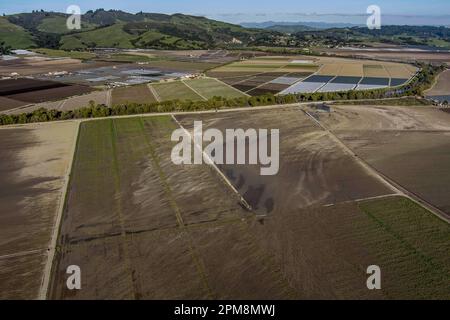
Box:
0;96;29;112
338;130;450;215
322;48;450;65
0;78;93;106
49;117;261;299
0;121;78;299
127;49;238;65
7;85;92;104
45;113;450;300
313;104;450;216
177;107;392;216
5;90;110;115
425;69;450;97
112;84;157;106
0;58;113;77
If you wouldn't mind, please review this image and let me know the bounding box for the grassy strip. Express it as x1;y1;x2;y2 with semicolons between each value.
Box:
331;97;433;106
358;196;450;299
33;48;96;60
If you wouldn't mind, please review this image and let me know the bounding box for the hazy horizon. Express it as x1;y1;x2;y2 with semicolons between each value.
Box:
1;0;450;26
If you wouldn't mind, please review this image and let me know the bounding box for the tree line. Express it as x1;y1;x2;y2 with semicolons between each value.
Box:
0;63;445;126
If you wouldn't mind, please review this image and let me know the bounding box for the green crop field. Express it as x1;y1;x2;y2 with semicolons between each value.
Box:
184;78;247;99
33;48;96;60
356;196;450;299
151;81;205;101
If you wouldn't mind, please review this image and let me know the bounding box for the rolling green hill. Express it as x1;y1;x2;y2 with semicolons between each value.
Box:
60;23;136;49
0;17;36;49
3;9;279;50
6;9;446;52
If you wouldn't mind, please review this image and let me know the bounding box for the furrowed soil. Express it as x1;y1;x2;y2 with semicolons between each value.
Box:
249;196;450;299
177;107;392;216
314;104;450;217
50;117;291;299
112;84;157;106
0;122;78;299
45;108;450;299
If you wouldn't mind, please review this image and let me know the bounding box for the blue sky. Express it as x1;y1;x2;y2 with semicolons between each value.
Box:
1;0;449;25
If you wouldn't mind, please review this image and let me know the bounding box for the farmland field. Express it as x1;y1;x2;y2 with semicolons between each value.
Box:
0;121;78;299
112;84;157;106
314;104;450;217
177;107;393;215
44;108;450;299
48;116;276;299
425;69;450;102
250;195;450;299
0;56;112;77
0;78;93;104
0;96;29;112
322;47;450;65
5;90;110;115
207;55;416;95
364;65;390;78
150;81;204;101
184;78;247;99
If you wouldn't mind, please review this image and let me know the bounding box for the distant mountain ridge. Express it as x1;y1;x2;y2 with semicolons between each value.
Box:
241;21;364;30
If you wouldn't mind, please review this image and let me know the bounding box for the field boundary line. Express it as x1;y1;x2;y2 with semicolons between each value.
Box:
304;110;401;195
2;103;35;115
38;120;81;300
181;80;208;101
58;99;67;110
278;68;320;95
171;115;253;212
211;77;251;97
304;110;450;224
147;84;161;102
381;65;392;86
314;76;337;93
229;74;260;85
138;117;214;298
323;194;400;207
106;89;112;107
246;72;292;94
110;119;139;299
63;216;245;247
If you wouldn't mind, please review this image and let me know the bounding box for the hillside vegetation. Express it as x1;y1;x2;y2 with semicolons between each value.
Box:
0;17;35;49
3;9;279;50
3;9;449;51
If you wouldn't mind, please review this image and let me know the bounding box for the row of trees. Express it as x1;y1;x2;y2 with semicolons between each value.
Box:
0;64;444;126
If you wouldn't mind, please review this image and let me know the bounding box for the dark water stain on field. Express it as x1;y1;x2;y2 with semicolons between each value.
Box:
0;128;59;254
